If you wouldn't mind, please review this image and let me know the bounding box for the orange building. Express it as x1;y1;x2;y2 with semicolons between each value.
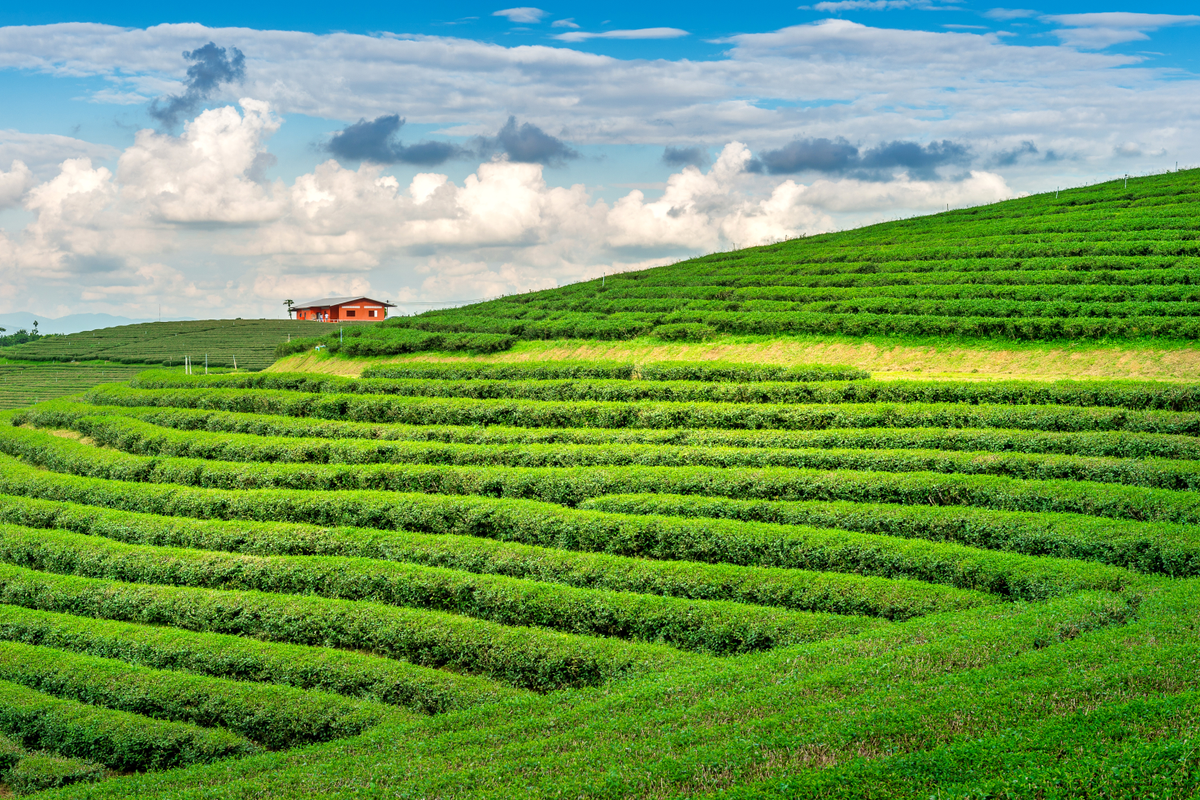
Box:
291;296;395;322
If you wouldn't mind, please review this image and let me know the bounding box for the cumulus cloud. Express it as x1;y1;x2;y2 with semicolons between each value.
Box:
747;137;970;179
325;115;469;166
149;42;246;128
0;161;34;209
551;19;580;29
553;27;689;42
1044;12;1200;49
493;7;546;23
1;101;1014;317
477;116;579;167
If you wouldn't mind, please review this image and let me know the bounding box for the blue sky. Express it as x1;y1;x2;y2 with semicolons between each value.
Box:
1;2;1198;319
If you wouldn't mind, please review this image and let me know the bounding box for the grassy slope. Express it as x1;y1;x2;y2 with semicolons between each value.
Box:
1;320;332;372
273;334;1200;382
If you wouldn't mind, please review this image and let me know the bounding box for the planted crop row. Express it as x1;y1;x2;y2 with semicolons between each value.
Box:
579;494;1200;576
0;731;105;796
6;427;1200;525
127;372;1200;412
0;639;395;750
30;402;1200;461
0;523;873;656
51;413;1200;491
81;386;1200;436
0;563;686;691
0;678;256;772
0;459;1136;599
0;604;514;714
0;495;994;620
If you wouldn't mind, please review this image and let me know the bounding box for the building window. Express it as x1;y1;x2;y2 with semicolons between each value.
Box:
346;310;355;317
369;309;377;317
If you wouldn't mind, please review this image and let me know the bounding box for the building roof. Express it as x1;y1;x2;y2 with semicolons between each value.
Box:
291;296;396;310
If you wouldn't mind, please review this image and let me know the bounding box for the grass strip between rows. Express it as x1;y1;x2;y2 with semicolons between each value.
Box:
0;640;399;750
0;495;993;620
4;425;1199;525
0;459;1134;599
0;605;516;714
0;563;691;692
0;523;878;656
0;678;257;772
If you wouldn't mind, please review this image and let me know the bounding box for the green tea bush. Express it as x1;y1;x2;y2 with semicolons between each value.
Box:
0;563;687;692
0;495;992;620
5;753;106;795
0;640;394;749
0;678;256;771
0;605;513;714
0;460;1133;599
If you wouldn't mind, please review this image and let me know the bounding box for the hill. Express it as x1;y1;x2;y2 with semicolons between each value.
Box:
0;364;146;410
340;170;1200;351
2;319;331;372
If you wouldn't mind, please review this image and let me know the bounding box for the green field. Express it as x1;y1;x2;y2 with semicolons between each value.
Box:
0;176;1198;797
0;365;147;411
2;320;333;372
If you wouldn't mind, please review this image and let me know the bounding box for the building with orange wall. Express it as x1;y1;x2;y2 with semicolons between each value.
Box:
290;296;396;322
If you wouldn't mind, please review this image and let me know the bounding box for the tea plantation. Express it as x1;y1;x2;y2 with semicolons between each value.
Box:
3;320;331;372
0;366;145;411
0;173;1198;797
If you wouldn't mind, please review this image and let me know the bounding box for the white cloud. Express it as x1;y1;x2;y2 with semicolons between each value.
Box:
803;0;953;11
0;130;118;178
1044;12;1200;49
553;27;690;42
0;161;34;209
0;101;1016;316
492;7;547;23
983;8;1038;21
551;19;580;29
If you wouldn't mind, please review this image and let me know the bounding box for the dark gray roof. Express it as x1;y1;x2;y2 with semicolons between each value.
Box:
291;296;395;309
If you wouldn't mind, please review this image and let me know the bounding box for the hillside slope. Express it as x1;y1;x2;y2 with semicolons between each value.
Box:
2;320;331;371
379;170;1200;345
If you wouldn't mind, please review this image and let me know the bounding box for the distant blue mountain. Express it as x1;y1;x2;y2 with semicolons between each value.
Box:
0;312;194;336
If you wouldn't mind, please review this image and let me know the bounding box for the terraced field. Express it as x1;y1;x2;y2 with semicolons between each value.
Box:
0;361;1196;796
0;365;145;411
3;320;331;371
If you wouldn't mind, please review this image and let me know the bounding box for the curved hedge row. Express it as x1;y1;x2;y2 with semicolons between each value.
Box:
0;523;873;656
0;495;993;620
50;413;1200;491
80;386;1200;436
5;427;1199;524
30;402;1200;461
0;460;1135;600
0;640;394;750
0;564;688;692
0;678;256;772
125;372;1200;412
0;605;515;714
